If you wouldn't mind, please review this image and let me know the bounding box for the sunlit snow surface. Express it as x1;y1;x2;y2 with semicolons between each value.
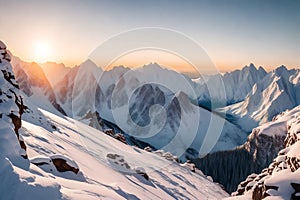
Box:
4;107;228;199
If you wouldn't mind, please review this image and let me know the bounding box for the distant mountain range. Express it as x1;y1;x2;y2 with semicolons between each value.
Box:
10;56;300;160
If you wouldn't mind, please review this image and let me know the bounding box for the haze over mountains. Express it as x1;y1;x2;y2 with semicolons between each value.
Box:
1;44;300;199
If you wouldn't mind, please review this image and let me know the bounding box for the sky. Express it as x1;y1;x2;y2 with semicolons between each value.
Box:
0;0;300;74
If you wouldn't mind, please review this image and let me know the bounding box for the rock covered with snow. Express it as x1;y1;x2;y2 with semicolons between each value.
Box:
0;40;28;160
80;110;104;131
31;154;81;177
180;160;196;173
0;40;11;62
144;146;153;152
106;153;149;180
231;106;300;199
153;149;179;163
194;106;300;193
0;41;66;199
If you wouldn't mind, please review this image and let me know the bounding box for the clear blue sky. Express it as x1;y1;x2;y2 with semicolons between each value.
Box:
0;0;299;72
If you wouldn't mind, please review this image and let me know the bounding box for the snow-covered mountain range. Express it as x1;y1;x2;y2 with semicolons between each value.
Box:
9;55;300;161
194;63;268;108
3;39;300;199
217;65;300;132
0;41;229;199
27;60;249;159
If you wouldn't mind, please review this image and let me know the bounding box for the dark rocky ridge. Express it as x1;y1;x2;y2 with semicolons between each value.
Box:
193;125;286;193
231;115;300;199
0;40;28;159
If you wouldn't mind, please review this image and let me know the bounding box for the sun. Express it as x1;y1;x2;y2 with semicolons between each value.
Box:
34;42;51;63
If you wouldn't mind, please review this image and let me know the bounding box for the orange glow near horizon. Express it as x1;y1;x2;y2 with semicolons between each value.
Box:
6;40;298;75
106;49;201;77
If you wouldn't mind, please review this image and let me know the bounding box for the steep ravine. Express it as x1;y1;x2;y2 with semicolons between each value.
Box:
231;108;300;199
193;118;287;193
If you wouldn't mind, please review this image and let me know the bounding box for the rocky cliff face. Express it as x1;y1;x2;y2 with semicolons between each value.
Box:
0;40;28;160
243;128;286;170
232;107;300;199
193;109;294;193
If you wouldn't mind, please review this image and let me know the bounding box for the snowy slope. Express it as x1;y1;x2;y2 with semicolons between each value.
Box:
19;108;229;199
1;41;228;199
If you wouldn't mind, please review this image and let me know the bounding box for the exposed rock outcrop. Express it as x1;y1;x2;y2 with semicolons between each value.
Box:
193;108;295;193
232;108;300;199
31;155;80;175
0;40;28;159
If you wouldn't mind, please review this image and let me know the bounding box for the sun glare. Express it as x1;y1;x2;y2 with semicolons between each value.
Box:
34;42;51;63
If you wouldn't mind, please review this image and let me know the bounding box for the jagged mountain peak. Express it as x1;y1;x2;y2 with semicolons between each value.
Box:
10;55;66;116
258;66;267;74
142;62;161;68
80;58;99;69
77;59;103;80
0;40;7;49
40;61;70;86
241;63;266;76
273;64;291;77
247;62;256;69
220;64;300;132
